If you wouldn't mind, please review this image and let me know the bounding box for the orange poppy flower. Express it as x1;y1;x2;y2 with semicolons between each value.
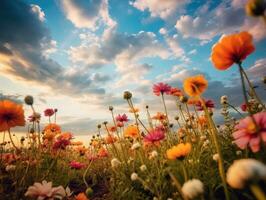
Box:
43;123;61;135
124;125;140;139
152;112;167;121
166;143;191;160
75;192;88;200
211;31;255;70
183;75;208;97
0;100;25;132
105;134;117;144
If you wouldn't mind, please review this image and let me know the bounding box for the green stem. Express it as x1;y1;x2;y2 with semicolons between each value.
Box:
83;161;92;188
8;129;18;151
168;171;188;200
161;94;170;126
250;184;266;200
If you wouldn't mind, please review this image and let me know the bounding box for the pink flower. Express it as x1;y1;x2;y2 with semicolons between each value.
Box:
44;108;55;117
241;103;247;112
233;112;266;152
25;180;65;199
116;121;124;127
144;129;165;143
153;82;171;96
196;99;215;111
28;112;41;122
69;161;86;169
116;114;128;122
53;139;71;150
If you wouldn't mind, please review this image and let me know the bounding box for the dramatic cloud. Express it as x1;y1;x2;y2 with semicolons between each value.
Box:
31;4;45;22
175;1;266;41
0;0;109;97
130;0;189;19
60;0;116;30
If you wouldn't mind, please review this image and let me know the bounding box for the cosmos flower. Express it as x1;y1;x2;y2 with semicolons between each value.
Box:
152;112;167;121
124;125;140;139
144;129;165;143
226;159;266;189
43;123;61;135
57;132;73;141
170;87;183;97
69;161;86;169
105;134;117;144
53;138;71;150
166;143;192;160
183;75;208;97
0;100;25;132
97;147;108;158
129;107;139;113
28;112;41;122
153;82;172;96
211;32;255;70
108;126;117;132
181;179;204;199
44;108;55;117
116;114;128;122
25;180;65;200
232;112;266;152
195;99;215;111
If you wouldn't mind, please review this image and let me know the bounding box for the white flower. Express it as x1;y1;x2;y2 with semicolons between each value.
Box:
213;153;219;161
131;172;138;181
111;158;121;168
182;179;204;199
25;180;65;199
5;164;16;172
226;159;266;189
140;164;147;172
220;95;228;104
149;150;158;159
131;142;141;150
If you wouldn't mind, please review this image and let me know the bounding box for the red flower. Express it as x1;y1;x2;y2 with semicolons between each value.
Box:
53;139;71;150
116;114;128;122
69;161;86;169
144;128;165;143
196;99;215;111
153;83;171;96
241;103;247;112
170;87;183;97
44;108;55;117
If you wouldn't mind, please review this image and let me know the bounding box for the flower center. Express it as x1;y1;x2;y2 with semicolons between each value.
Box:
246;121;259;134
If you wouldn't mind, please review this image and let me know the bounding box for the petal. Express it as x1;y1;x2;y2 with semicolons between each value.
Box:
249;136;261;152
234;136;250;149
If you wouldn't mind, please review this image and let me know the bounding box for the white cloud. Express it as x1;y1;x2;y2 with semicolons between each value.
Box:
60;0;116;30
175;1;266;41
31;4;45;22
130;0;189;19
159;28;167;35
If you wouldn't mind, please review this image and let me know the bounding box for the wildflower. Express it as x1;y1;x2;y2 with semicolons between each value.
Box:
179;96;188;103
25;180;65;199
195;99;215;111
24;95;34;105
5;164;16;172
166;143;192;160
44;108;55;117
97;147;108;157
213;153;219;161
105;134;117;144
211;32;255;70
153;82;171;96
75;146;87;156
144;129;165;143
71;141;83;146
220;95;228;104
57;132;73;141
0;100;25;132
152;112;167;121
232;112;266;152
246;0;266;17
28;112;41;122
183;75;208;97
131;142;141;150
181;179;204;199
69;161;86;169
240;103;247;112
53;138;71;150
187;98;199;105
170;87;183;97
131;172;139;181
109;106;113;111
111;158;121;168
129;107;139;113
108;126;117;133
43;123;61;135
116;121;124;127
124;125;140;139
75;192;88;200
116;114;128;122
149;150;158;159
140;164;147;172
226;159;266;189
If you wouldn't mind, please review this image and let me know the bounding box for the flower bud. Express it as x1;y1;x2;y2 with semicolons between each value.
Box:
180;96;188;103
24;95;34;105
131;172;138;181
123;91;132;100
246;0;266;17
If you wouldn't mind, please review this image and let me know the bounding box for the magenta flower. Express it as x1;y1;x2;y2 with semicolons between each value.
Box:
241;103;247;112
144;129;165;143
116;114;128;122
69;161;86;169
53;139;71;150
153;82;171;96
196;99;215;111
233;112;266;153
44;108;55;117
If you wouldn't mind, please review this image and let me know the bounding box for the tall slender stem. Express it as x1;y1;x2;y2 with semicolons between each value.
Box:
8;129;18;151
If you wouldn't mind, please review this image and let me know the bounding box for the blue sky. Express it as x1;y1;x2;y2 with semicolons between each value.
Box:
0;0;266;135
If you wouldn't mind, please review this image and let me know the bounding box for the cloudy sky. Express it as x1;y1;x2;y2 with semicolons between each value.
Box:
0;0;266;136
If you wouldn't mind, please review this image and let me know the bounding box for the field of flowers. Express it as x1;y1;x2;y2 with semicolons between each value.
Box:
1;1;266;200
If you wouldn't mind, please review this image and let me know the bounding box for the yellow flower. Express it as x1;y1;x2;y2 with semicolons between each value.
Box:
166;143;192;160
124;125;140;139
183;75;208;97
